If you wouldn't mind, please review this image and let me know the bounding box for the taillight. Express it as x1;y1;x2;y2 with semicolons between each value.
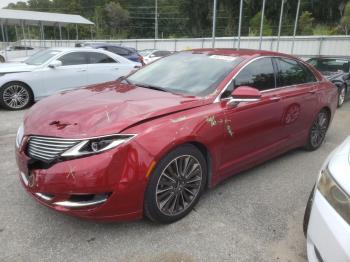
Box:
139;56;145;65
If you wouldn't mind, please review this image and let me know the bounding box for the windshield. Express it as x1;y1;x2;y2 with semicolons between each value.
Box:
309;58;350;73
139;50;154;56
25;49;61;65
127;51;243;96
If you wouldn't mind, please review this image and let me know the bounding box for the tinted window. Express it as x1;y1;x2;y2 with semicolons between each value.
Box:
107;46;130;56
88;52;116;64
310;58;350;73
235;58;275;91
58;52;88;66
276;58;316;87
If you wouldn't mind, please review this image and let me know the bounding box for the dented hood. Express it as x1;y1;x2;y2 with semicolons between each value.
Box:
24;81;209;138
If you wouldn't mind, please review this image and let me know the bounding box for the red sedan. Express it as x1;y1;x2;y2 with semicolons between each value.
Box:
15;49;338;223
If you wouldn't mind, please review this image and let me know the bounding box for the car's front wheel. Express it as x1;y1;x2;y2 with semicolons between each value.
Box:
144;144;207;223
338;85;346;107
0;56;5;63
0;82;34;110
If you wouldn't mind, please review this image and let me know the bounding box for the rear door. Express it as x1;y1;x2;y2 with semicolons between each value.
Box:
272;57;319;142
219;57;285;176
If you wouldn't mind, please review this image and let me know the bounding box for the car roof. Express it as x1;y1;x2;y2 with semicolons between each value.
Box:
88;43;135;51
190;48;297;59
309;57;350;60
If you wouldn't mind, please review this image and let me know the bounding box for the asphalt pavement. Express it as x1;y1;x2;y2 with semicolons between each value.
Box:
1;102;349;262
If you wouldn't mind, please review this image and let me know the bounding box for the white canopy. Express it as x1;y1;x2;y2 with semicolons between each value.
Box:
0;9;94;26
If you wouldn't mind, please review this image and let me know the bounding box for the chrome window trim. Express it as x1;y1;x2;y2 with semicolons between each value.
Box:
214;55;320;103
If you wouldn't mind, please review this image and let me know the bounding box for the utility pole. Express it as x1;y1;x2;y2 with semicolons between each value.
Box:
259;0;266;50
212;0;217;48
277;0;285;51
291;0;301;54
155;0;158;39
237;0;243;50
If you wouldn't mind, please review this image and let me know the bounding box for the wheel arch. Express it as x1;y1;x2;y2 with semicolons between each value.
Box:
187;141;214;189
1;80;34;97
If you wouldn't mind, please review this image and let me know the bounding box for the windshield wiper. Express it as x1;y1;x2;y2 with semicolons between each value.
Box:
134;83;169;93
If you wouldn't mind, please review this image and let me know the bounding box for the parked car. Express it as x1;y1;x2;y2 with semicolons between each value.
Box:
0;48;140;110
139;49;172;64
307;57;350;107
76;42;144;64
0;45;39;63
16;49;337;223
303;136;350;262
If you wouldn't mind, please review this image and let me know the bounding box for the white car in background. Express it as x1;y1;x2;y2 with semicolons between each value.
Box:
0;45;40;63
139;49;172;64
304;136;350;262
0;48;140;110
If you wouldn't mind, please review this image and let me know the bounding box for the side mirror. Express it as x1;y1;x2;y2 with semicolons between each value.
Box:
227;86;261;107
48;60;62;68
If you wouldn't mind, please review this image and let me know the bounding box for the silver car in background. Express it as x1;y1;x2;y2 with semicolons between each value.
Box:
0;48;141;110
304;136;350;262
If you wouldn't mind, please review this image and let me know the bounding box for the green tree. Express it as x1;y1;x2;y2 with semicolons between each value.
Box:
340;1;350;34
104;1;129;37
299;11;314;35
249;11;272;36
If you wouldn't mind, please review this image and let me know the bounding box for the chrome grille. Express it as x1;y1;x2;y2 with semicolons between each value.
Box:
27;136;81;162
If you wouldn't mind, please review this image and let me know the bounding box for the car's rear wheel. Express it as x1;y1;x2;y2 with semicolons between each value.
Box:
0;56;5;63
338;85;346;107
305;109;330;151
144;144;207;223
0;82;34;110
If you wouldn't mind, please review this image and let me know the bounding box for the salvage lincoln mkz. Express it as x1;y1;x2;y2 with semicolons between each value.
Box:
16;49;338;223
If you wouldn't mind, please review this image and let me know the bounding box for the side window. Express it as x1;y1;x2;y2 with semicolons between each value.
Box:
153;51;163;57
276;58;316;87
58;52;88;66
235;58;276;91
88;52;116;64
108;47;130;56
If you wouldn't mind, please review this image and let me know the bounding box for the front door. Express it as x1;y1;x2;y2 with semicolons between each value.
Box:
218;57;286;177
38;51;88;98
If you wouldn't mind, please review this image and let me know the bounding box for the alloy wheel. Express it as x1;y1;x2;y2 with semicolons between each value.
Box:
310;111;329;148
338;87;346;107
156;155;203;216
2;84;30;109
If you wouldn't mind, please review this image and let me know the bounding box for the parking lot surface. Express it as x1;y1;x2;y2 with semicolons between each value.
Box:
0;102;349;262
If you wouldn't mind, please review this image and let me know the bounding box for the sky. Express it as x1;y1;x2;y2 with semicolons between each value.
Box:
0;0;27;8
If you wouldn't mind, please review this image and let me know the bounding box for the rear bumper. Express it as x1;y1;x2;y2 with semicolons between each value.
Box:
307;190;350;262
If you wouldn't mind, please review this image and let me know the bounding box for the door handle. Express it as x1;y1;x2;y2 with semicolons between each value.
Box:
77;69;86;72
113;68;119;70
270;96;281;102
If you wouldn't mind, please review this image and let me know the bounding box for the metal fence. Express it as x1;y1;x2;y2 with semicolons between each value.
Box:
18;35;350;57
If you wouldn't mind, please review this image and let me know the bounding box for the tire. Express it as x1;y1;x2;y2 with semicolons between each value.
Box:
144;144;207;224
0;56;4;63
303;185;315;237
337;85;346;108
0;82;34;110
305;109;330;151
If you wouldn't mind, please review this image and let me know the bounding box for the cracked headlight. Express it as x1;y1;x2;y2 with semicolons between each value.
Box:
318;166;350;224
61;134;136;158
16;123;24;148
